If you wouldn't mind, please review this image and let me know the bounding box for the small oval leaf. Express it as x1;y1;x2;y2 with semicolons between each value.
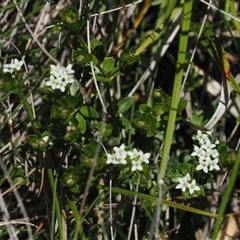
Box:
117;97;134;114
76;113;86;133
69;80;79;96
79;106;98;118
102;57;115;73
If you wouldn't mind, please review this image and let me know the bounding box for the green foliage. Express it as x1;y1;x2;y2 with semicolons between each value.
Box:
0;0;239;239
79;106;99;118
61;167;81;193
117;96;134;114
74;49;92;65
60;7;85;31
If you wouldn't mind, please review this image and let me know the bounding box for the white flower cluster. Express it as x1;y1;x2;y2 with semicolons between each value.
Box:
191;130;220;173
45;64;75;92
2;58;24;73
175;173;200;194
106;144;150;172
175;130;220;195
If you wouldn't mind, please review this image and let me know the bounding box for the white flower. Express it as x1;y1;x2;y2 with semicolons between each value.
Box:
139;151;150;164
199;149;212;162
191;130;221;174
64;74;75;84
113;144;127;164
56;80;67;92
45;75;59;90
3;58;24;73
202;138;216;150
131;159;143;171
113;144;126;156
50;64;62;77
196;158;210;173
187;179;200;194
128;148;140;160
175;173;191;192
206;130;213;135
46;63;75;92
176;174;200;195
42;136;49;142
208;158;220;171
192;130;209;144
191;145;204;158
3;64;12;73
116;154;127;164
11;59;24;71
106;144;128;165
106;146;150;171
210;149;219;159
65;64;75;75
127;148;150;171
106;153;117;164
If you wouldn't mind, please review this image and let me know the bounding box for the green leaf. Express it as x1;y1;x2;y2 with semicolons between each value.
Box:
177;99;187;113
69;80;79;96
74;49;92;64
95;74;111;82
237;115;240;123
102;57;115;73
76;113;86;133
91;39;101;51
96;122;113;137
139;104;152;114
91;54;98;66
79;106;98;118
117;96;134;114
120;117;131;130
231;74;240;98
178;163;191;175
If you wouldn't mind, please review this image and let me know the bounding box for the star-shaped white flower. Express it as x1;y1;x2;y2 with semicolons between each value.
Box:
192;130;209;144
187;179;200;194
210;149;219;159
56;81;67;92
3;64;13;73
45;75;59;90
199;149;211;162
116;154;127;164
128;148;141;160
3;58;24;73
131;159;143;171
47;63;75;92
11;59;24;71
208;158;220;171
202;138;216;150
191;145;205;158
106;153;117;164
139;151;150;164
175;173;191;192
114;144;126;155
196;158;210;173
65;64;75;75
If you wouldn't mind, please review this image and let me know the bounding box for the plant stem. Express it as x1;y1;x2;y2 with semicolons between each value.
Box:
211;147;240;239
66;192;86;240
159;0;193;179
45;159;64;240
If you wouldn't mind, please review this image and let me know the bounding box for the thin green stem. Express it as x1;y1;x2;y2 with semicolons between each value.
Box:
66;193;86;240
211;147;240;239
19;92;41;131
229;1;240;36
45;159;64;240
50;170;58;240
159;0;193;179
